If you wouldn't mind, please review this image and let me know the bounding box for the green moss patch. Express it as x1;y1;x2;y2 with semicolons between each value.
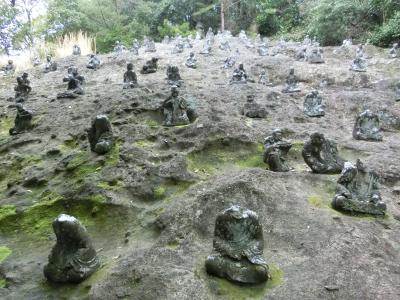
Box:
98;179;124;191
153;180;193;201
0;246;12;264
266;264;284;289
308;195;323;208
0;205;17;221
0;117;13;138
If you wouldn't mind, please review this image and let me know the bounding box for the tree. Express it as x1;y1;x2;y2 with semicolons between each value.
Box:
0;2;20;54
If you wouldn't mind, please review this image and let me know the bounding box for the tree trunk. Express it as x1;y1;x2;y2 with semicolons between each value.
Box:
221;0;225;32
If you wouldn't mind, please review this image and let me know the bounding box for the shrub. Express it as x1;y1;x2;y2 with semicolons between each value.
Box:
370;11;400;47
157;19;194;38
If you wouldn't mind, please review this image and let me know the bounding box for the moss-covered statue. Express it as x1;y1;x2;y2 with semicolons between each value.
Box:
205;205;269;284
353;110;383;141
263;129;292;172
241;95;268;118
44;214;100;283
302;132;345;174
282;67;300;93
306;47;325;64
166;65;183;87
332;160;386;215
9;103;33;135
230;63;247;84
57;67;85;98
185;52;197;69
303;90;325;117
162;86;196;126
88;115;114;154
86;54;100;70
1;59;16;75
140;57;158;74
43;55;58;73
123;63;138;89
14;73;32;103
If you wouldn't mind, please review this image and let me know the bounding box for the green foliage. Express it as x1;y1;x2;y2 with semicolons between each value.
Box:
370;11;400;46
157;19;194;38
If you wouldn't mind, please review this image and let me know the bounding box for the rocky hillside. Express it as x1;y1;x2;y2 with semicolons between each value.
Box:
0;39;399;299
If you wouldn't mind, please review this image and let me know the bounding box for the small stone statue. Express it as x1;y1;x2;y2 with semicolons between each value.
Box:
258;70;271;86
143;36;156;52
57;67;85;98
263;129;292;172
258;44;268;56
130;39;140;55
206;27;214;44
43;55;58;73
241;95;267;118
238;30;247;40
282;67;300;93
140;57;158;74
296;47;307;61
356;45;367;59
200;41;212;55
182;37;193;49
219;40;231;51
166;65;183;87
353;110;383;141
14;73;32;103
113;41;126;53
1;60;16;75
303;90;325;117
9;103;33;135
205;205;269;284
350;56;367;72
172;40;184;54
389;43;399;58
88;115;114;154
86;54;100;70
306;48;324;64
32;57;41;67
230;63;247;84
223;56;235;69
162;86;196;126
185;52;197;69
44;214;100;283
302;133;345;174
72;44;81;55
123;63;138;89
332;160;386;215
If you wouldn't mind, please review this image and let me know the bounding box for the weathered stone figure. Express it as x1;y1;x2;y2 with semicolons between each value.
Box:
241;95;267;118
238;30;247;40
162;86;196;126
123;63;138;89
350;56;367;72
88;115;114;154
295;47;307;61
140;57;158;74
1;60;16;75
258;44;268;56
200;41;212;55
302;133;345;174
258;70;271;86
303;90;325;117
143;36;156;52
44;214;100;283
219;40;231;51
206;27;214;44
282;67;300;93
72;44;81;55
332;160;386;215
166;65;183;86
223;56;235;69
86;54;100;70
353;110;383;141
14;73;32;103
57;67;85;98
306;48;324;64
230;63;247;84
9;103;33;135
113;41;126;53
389;43;399;58
172;40;184;54
32;57;41;67
205;205;269;284
43;55;58;73
185;52;197;69
131;39;140;55
263;129;292;172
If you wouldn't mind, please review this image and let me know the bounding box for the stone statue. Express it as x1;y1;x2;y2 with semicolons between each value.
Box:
72;44;81;55
162;86;196;126
130;39;140;55
88;115;114;154
295;47;307;61
258;44;268;56
9;103;33;135
263;129;292;172
206;27;214;44
140;57;158;74
302;133;345;174
44;214;100;283
86;54;100;70
205;205;269;284
303;90;325;117
332;160;386;215
353;110;383;141
238;30;247;40
282;67;300;93
230;63;247;84
356;45;367;59
123;63;138;89
166;65;183;87
241;95;267;118
113;41;126;53
223;56;235;69
182;37;193;49
306;48;324;64
350;56;367;72
57;67;85;98
200;41;212;55
43;55;58;73
389;43;399;58
1;60;16;75
172;40;184;54
32;57;41;67
143;36;156;52
185;52;197;69
14;73;32;103
258;70;271;86
219;40;231;51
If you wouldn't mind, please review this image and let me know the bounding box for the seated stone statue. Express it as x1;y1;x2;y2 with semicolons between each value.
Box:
86;54;100;70
162;86;196;126
306;48;324;64
143;36;156;52
302;132;345;174
123;63;138;89
88;115;114;154
230;63;247;84
130;39;140;55
241;95;267;118
258;70;271;86
258;44;268;56
263;129;292;172
140;57;158;74
9;103;33;135
332;160;386;215
295;47;307;61
166;65;183;87
72;44;81;55
44;214;100;283
1;60;16;75
185;52;197;69
282;67;300;93
113;41;126;53
223;56;235;69
43;55;58;73
350;56;367;72
219;40;231;51
32;57;41;67
303;90;325;117
389;43;399;58
57;67;85;98
200;41;212;55
14;73;32;103
356;45;367;59
205;205;269;284
353;110;383;141
172;41;184;54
